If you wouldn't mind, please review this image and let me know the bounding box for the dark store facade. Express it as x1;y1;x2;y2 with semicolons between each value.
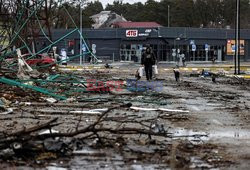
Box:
38;27;250;63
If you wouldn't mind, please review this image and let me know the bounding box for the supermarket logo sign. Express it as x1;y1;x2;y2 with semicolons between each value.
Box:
86;79;163;92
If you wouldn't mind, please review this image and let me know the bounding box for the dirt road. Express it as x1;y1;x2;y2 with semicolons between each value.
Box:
0;66;250;169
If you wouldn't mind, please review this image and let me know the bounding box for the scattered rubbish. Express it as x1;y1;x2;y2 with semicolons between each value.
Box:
189;157;213;169
43;138;64;152
46;166;67;170
0;97;11;107
212;74;216;83
0;0;241;168
39;129;59;135
88;108;109;112
126;145;155;154
105;63;112;69
46;98;58;103
0;77;67;100
130;106;189;113
0;50;247;169
69;110;102;115
201;69;212;77
172;128;208;144
73;148;106;156
159;108;190;113
24;109;102;115
0;108;13;115
130;106;157;111
0;97;13;114
0;149;15;159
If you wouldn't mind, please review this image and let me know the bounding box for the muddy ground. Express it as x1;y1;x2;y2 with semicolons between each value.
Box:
0;65;250;169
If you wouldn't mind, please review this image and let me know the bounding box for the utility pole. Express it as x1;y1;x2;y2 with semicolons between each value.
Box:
80;1;83;65
235;0;240;75
168;5;170;27
237;0;241;75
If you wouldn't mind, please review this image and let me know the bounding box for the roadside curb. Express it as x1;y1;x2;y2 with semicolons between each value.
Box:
226;75;250;79
164;67;250;73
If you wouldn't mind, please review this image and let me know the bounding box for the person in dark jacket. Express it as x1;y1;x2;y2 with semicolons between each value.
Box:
141;46;156;81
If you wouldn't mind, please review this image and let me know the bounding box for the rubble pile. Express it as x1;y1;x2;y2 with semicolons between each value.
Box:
0;67;237;169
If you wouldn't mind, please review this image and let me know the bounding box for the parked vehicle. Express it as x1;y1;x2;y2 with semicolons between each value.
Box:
23;53;56;67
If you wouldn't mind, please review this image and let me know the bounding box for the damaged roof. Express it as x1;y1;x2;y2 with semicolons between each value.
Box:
112;22;162;28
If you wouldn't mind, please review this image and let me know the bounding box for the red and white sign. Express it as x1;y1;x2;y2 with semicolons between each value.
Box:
126;30;138;37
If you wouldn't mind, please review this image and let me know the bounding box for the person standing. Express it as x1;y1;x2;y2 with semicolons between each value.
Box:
141;46;156;81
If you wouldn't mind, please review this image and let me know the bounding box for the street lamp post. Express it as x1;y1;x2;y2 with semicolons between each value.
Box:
80;1;83;65
237;0;240;75
168;5;170;27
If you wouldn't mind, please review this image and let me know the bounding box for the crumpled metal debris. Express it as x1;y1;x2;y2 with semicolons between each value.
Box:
0;148;15;159
44;138;64;152
0;97;13;114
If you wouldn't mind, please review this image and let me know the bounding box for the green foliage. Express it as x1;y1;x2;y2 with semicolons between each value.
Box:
53;0;103;28
2;0;250;29
13;0;247;29
82;1;104;28
104;0;250;29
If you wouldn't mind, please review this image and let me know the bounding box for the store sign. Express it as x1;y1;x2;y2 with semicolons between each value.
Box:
205;44;210;51
82;44;86;52
227;40;245;55
138;33;149;37
190;40;195;45
192;44;196;51
126;30;138;37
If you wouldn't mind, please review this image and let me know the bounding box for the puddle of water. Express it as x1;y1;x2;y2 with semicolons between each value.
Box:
189;157;214;169
172;128;208;144
190;106;201;111
209;130;250;140
172;128;250;143
206;103;223;107
47;166;67;170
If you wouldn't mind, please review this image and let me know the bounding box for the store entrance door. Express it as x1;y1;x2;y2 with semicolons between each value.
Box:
120;44;142;62
217;49;222;62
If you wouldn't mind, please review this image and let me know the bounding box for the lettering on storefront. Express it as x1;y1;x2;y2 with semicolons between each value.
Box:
126;29;150;37
126;30;138;37
138;33;149;36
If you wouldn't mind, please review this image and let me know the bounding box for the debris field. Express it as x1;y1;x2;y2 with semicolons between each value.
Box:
0;65;250;169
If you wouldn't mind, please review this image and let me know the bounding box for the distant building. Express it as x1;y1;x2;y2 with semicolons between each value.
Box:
90;11;127;29
38;27;250;63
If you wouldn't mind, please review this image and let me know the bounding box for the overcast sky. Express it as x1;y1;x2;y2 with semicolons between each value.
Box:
90;0;159;8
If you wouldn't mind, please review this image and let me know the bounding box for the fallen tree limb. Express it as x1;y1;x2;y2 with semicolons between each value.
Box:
0;118;60;150
19;102;97;108
9;118;59;137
